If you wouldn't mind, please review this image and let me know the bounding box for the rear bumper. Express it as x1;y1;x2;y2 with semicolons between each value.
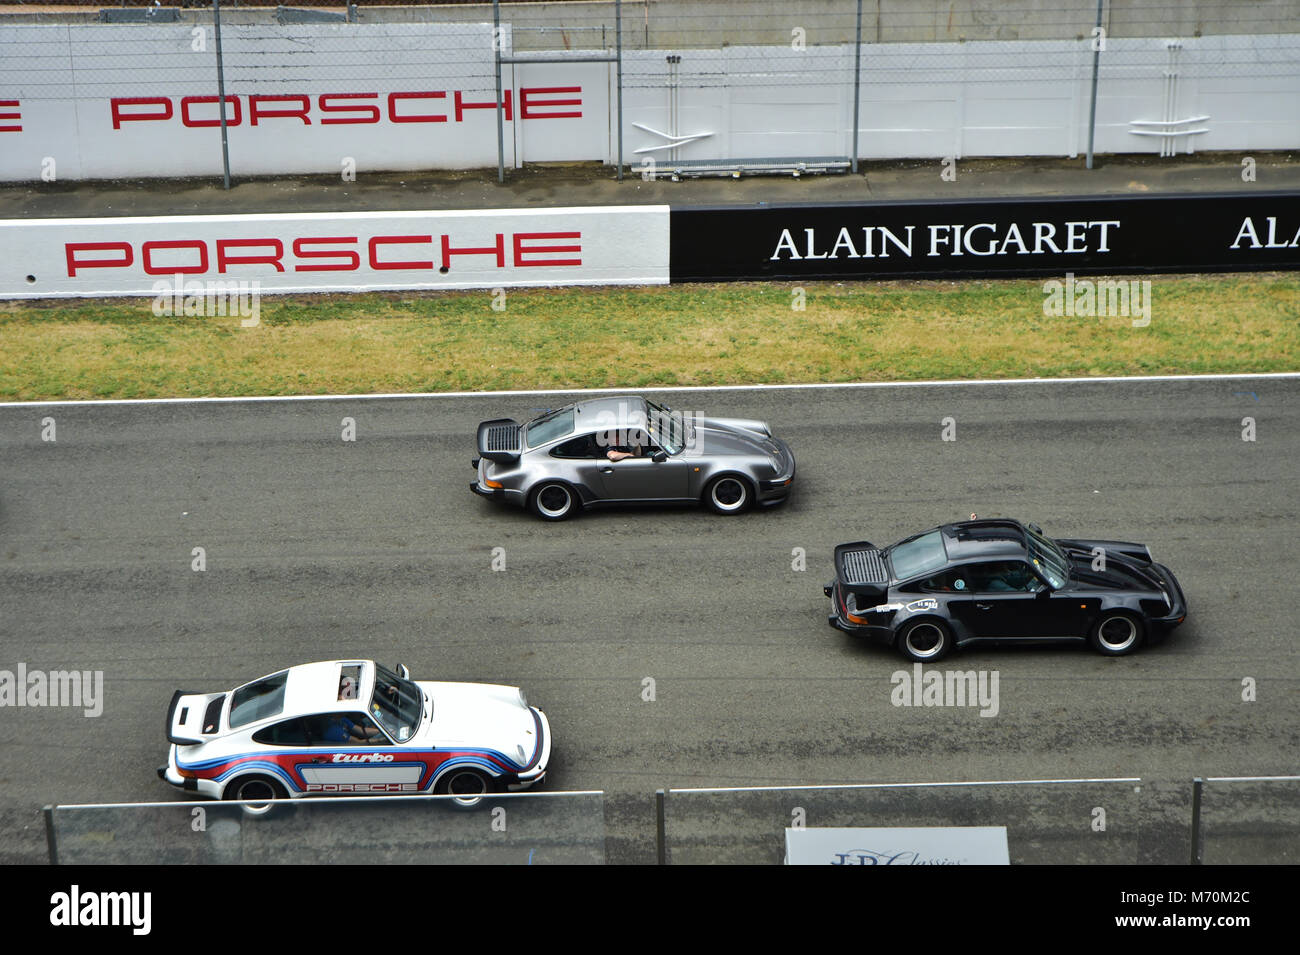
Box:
470;458;525;506
158;745;201;794
825;581;895;645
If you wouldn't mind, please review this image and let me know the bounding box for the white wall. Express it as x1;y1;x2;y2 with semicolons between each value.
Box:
1;24;1296;182
0;207;671;299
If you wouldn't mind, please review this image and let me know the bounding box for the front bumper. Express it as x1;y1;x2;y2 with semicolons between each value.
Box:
509;707;552;791
757;442;797;504
1148;562;1190;629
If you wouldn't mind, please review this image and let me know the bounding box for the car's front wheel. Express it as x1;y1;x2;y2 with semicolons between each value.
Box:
704;475;753;515
529;482;578;521
436;767;500;809
223;775;288;816
1089;611;1145;656
897;619;953;662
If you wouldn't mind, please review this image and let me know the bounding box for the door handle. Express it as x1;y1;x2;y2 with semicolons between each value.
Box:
975;603;994;610
312;757;329;763
599;467;614;474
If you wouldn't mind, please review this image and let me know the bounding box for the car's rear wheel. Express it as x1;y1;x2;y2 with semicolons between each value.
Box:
897;619;952;662
530;482;578;521
1089;611;1145;656
224;775;288;816
436;768;499;809
704;475;752;515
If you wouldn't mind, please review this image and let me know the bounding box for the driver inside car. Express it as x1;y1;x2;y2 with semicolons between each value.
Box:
605;429;648;461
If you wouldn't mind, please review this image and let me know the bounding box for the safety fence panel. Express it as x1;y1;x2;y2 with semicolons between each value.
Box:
46;790;606;864
1197;776;1300;865
662;778;1144;864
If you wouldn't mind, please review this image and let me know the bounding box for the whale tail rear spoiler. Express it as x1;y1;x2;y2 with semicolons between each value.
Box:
167;689;226;745
833;541;891;602
477;419;521;464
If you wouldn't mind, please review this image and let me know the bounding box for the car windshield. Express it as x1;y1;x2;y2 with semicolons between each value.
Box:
229;670;288;729
646;399;687;455
887;531;949;581
370;664;422;742
525;407;574;448
1026;527;1070;589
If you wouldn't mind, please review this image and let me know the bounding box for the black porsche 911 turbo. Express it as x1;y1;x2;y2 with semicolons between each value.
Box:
825;518;1188;661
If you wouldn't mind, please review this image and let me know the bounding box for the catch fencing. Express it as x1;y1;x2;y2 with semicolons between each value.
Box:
1;1;1297;182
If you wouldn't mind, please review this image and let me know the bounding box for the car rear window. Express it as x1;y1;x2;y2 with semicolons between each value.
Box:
229;670;289;729
526;408;574;447
888;531;949;581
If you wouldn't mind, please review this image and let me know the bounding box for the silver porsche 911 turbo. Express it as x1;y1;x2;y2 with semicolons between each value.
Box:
470;395;796;520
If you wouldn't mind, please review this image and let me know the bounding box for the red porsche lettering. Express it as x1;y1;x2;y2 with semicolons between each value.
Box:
64;232;583;277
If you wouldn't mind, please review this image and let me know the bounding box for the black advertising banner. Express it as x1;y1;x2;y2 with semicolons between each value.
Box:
669;192;1300;282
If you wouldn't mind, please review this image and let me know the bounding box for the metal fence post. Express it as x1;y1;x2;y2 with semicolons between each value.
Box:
213;0;232;189
44;805;59;865
655;789;667;864
616;0;624;181
1190;776;1204;864
494;0;505;184
851;0;863;173
1085;0;1104;169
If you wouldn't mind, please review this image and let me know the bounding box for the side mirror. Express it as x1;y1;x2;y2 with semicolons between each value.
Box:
396;664;411;679
652;450;668;463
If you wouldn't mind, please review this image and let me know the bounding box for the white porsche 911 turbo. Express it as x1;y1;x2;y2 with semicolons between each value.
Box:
158;660;550;809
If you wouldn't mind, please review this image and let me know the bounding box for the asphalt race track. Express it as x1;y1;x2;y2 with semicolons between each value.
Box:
1;376;1296;863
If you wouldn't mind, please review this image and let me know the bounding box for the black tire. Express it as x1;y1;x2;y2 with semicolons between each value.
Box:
897;618;953;662
704;475;753;515
223;775;288;816
1089;611;1145;656
435;767;499;809
529;482;578;521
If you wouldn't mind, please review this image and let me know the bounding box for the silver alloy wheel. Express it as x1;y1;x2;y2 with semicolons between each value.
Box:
1096;614;1139;653
443;769;491;808
904;622;947;661
229;776;280;816
534;483;574;519
709;477;749;513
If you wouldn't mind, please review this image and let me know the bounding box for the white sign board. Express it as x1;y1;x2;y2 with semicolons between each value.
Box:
0;206;670;299
784;827;1010;865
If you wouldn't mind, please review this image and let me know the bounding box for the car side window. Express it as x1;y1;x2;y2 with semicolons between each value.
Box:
918;568;968;592
253;716;315;746
551;434;601;459
967;561;1037;593
309;712;392;746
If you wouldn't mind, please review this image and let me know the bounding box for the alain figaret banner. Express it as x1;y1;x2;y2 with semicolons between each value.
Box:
670;192;1300;282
